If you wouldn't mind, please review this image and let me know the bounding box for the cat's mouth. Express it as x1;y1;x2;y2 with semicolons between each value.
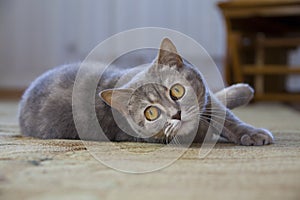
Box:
151;120;182;140
151;116;199;141
164;119;182;138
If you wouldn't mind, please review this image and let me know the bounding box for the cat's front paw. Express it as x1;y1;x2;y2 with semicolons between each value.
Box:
240;128;274;146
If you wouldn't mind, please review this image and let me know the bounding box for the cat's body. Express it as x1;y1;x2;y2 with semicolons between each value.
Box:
19;38;274;145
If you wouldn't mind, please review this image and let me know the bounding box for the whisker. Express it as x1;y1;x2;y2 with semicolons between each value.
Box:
174;135;180;145
202;111;228;118
203;109;228;115
170;135;176;145
200;116;223;126
203;110;227;116
204;107;227;111
165;135;169;144
198;118;222;134
187;106;198;113
198;120;225;135
199;115;229;130
200;114;231;125
201;113;238;124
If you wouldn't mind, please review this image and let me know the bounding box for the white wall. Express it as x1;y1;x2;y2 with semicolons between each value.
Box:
0;0;225;88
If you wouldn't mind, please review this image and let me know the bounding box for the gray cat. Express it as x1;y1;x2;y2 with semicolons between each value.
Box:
19;38;274;145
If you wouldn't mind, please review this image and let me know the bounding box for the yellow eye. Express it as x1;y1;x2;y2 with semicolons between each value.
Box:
144;106;160;121
170;84;185;100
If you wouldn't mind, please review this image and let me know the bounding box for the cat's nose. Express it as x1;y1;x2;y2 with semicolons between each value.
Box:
171;111;181;120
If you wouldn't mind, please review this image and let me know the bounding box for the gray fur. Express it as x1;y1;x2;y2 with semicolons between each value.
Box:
215;83;254;109
19;38;274;145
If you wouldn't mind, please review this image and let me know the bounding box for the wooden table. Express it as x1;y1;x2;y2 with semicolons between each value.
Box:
218;0;300;101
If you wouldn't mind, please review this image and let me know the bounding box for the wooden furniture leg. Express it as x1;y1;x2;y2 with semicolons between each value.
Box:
228;32;243;83
255;33;265;96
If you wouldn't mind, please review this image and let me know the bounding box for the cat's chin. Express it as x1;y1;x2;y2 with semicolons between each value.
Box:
162;119;199;140
142;118;199;141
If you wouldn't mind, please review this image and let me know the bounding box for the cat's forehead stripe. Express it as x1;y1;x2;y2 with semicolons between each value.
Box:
148;93;157;103
144;85;163;103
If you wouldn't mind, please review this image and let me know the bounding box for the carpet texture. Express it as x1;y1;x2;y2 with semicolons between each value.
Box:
0;101;300;200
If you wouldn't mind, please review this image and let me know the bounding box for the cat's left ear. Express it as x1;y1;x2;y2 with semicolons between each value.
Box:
99;88;133;116
156;38;183;67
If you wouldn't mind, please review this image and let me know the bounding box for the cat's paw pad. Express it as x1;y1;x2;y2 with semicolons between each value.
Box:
240;129;274;146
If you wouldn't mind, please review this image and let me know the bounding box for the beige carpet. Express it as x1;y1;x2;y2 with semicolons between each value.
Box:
0;101;300;200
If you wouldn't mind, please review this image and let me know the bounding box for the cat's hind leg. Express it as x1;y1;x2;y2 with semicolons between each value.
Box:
214;83;254;109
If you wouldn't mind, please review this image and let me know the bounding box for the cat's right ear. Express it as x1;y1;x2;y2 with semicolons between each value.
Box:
156;38;183;67
99;89;133;115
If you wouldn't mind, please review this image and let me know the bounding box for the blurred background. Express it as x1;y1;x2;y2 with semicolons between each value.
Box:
0;0;224;91
0;0;299;99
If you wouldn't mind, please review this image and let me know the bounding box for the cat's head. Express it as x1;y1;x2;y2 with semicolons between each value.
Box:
100;38;207;140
